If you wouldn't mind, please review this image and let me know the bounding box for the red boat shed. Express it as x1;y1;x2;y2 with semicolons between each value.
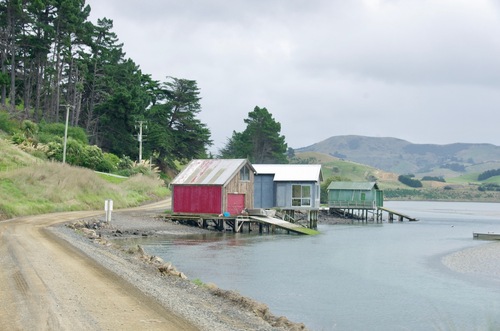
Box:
170;159;255;216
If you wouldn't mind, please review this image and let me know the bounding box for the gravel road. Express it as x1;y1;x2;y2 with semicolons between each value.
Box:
0;200;306;331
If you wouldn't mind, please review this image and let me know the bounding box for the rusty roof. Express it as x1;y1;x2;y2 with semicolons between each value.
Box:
171;159;253;185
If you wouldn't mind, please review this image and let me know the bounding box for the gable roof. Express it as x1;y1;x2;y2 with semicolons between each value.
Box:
327;181;379;191
171;159;254;185
253;164;323;182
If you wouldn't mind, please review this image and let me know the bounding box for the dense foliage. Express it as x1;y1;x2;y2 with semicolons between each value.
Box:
0;0;211;171
219;106;287;163
477;168;500;181
397;175;423;188
478;183;500;192
440;163;466;172
421;176;445;182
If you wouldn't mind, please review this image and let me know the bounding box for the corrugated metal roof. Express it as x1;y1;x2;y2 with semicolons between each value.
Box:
327;181;378;190
171;159;252;185
253;164;323;182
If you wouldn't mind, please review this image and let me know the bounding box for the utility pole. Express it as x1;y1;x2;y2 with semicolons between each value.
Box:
135;121;147;162
61;104;73;164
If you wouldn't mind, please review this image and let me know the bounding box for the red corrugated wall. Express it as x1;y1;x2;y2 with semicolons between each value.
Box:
173;185;222;214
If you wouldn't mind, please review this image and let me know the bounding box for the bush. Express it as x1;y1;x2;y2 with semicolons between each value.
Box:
100;153;120;173
11;132;26;145
0;111;18;134
422;176;445;182
46;141;63;161
21;120;39;139
80;145;104;170
478;183;500;192
38;122;88;144
440;163;466;172
398;175;423;188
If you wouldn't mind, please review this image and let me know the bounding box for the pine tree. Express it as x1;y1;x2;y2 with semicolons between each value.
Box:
220;106;287;164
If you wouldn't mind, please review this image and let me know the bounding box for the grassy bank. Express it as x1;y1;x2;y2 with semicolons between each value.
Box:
0;162;169;220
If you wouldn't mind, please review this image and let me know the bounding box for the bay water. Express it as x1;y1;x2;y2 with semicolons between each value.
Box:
136;201;500;330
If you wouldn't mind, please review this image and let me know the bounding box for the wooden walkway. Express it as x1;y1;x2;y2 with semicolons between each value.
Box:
249;216;320;235
378;207;418;222
167;213;319;235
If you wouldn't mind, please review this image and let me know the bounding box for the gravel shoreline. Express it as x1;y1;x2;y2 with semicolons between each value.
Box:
50;207;500;330
441;241;500;280
50;208;308;331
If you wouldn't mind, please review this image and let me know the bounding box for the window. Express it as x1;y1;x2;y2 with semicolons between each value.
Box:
240;166;250;181
292;184;311;207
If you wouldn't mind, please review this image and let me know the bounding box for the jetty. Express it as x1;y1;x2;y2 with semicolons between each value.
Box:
166;210;319;235
378;207;418;222
473;232;500;240
248;215;319;235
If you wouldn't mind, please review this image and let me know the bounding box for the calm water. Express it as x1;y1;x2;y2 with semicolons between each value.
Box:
133;201;500;330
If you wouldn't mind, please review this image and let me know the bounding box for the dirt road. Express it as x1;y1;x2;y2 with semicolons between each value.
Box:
0;202;199;331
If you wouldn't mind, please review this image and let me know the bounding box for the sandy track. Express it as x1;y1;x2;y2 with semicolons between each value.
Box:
0;205;198;331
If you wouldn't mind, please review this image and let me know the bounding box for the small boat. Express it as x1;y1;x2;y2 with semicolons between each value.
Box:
472;232;500;240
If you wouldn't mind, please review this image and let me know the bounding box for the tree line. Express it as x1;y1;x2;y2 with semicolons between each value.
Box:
0;0;212;172
477;168;500;181
0;1;289;171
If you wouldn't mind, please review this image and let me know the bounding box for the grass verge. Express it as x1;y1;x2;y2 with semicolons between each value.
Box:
0;162;169;220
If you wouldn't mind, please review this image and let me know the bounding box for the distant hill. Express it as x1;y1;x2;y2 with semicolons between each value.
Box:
296;135;500;176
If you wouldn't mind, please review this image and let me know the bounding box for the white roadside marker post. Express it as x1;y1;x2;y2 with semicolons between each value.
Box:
105;199;113;223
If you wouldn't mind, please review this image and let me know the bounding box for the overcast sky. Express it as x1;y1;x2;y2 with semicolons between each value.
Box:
86;0;500;153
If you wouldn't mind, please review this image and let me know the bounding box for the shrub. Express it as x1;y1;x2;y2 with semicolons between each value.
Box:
422;176;445;182
21;120;39;139
100;153;120;173
81;145;105;170
398;175;423;188
38;122;88;144
0;111;18;134
11;132;26;145
478;183;500;192
440;163;466;172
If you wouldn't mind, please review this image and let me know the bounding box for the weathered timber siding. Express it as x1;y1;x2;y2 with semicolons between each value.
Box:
222;169;254;212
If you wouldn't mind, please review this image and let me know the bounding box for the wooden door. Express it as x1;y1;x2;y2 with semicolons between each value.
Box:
227;193;245;216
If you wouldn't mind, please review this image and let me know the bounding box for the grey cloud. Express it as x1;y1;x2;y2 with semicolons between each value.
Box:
87;0;500;151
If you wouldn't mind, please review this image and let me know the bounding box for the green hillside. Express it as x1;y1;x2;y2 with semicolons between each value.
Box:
0;138;168;220
294;151;500;202
0;137;41;171
297;135;500;177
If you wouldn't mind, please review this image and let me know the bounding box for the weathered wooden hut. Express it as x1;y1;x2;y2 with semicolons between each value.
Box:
253;164;323;210
327;181;383;209
170;159;255;216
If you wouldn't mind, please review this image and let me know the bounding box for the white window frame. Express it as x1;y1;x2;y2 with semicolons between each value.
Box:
292;184;312;207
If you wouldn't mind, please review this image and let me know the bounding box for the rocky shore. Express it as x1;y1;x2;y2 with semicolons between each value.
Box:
50;208;308;331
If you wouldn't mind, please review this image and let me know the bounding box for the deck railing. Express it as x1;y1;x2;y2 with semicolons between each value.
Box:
328;200;376;209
